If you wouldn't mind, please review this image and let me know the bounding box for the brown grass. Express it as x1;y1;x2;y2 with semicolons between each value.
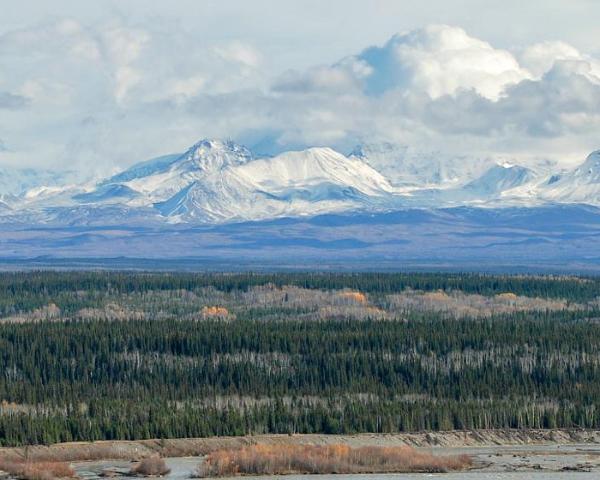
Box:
0;459;76;480
130;455;171;476
192;444;472;477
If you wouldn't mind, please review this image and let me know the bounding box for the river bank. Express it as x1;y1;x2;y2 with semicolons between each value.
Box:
1;429;600;464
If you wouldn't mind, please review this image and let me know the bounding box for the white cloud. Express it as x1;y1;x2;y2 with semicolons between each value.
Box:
272;25;533;102
350;25;531;100
213;42;262;68
256;25;600;159
520;41;582;78
169;75;207;100
521;41;600;83
101;27;150;103
1;20;599;174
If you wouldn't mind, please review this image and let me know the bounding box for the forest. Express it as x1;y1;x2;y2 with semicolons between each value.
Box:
0;271;599;446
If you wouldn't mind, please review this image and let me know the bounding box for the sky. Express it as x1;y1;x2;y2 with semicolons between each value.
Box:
1;0;599;175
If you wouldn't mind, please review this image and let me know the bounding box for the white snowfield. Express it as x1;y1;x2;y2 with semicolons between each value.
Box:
541;151;600;204
0;139;599;225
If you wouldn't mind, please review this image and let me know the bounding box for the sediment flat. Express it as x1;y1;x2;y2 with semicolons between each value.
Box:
2;429;600;463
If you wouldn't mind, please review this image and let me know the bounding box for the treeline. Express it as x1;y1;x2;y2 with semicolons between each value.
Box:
0;271;598;315
0;306;600;445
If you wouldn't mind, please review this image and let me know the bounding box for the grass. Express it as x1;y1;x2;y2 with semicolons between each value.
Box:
193;443;472;477
0;460;76;480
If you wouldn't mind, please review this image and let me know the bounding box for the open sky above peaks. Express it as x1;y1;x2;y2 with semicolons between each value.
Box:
1;0;599;175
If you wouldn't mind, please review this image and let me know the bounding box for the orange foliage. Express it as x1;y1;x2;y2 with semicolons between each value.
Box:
0;460;76;480
496;292;518;301
423;291;450;301
338;291;368;304
201;306;230;318
194;443;472;477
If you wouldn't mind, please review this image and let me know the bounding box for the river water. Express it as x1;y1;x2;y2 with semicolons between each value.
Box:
74;444;600;479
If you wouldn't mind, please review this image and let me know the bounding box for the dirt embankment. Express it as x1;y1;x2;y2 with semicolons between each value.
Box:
1;430;600;463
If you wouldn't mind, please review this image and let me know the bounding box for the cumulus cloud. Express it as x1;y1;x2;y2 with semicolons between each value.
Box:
260;25;600;159
520;41;600;82
0;20;599;173
339;25;531;100
213;42;262;68
102;27;150;103
0;18;266;171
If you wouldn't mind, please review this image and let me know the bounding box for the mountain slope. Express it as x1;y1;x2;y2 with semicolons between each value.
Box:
121;140;253;203
463;164;537;196
350;143;493;188
542;151;600;204
57;140;396;223
155;146;396;222
0;140;599;226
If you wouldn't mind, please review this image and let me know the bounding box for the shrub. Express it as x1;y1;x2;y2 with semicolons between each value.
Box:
0;460;76;480
193;443;472;477
130;456;171;476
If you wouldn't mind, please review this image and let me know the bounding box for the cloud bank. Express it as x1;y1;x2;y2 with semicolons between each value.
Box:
0;21;599;174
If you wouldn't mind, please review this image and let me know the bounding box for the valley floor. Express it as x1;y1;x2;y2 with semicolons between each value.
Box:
0;429;600;477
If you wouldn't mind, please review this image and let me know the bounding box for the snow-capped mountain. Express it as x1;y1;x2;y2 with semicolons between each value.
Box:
0;139;598;226
350;143;493;188
154;146;395;222
8;140;396;224
542;151;600;205
112;140;254;204
463;164;538;196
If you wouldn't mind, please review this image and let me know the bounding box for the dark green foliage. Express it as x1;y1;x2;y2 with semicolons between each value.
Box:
0;272;598;446
0;271;598;315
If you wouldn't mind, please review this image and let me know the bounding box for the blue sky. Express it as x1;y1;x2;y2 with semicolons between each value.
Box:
1;0;599;175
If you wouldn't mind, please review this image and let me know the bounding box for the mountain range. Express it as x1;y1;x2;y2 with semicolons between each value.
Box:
0;139;599;226
0;139;599;269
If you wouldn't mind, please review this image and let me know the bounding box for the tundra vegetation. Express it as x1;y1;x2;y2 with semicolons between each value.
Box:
0;459;75;479
0;272;598;447
193;444;472;476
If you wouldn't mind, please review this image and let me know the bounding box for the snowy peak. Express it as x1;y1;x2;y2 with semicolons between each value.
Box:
176;139;252;173
2;139;600;226
103;139;252;203
155;146;396;223
104;139;251;192
541;150;600;204
574;150;600;180
69;141;396;223
464;163;536;195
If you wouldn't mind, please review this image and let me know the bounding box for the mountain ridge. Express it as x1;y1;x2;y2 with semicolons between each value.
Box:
0;139;598;225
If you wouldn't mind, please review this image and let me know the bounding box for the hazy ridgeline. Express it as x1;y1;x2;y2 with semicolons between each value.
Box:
0;272;599;446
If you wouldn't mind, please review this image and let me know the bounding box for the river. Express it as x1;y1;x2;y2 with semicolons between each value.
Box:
73;444;600;479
